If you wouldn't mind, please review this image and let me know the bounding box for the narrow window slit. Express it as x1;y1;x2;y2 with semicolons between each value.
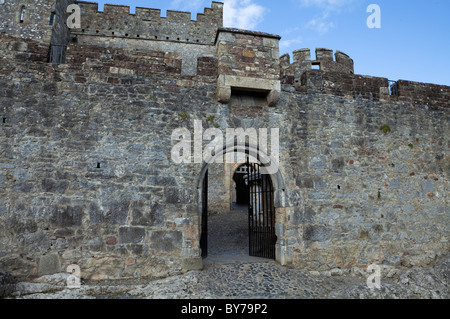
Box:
19;5;25;23
49;12;55;26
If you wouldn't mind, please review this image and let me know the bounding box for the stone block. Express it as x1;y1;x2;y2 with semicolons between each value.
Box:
401;251;436;268
50;206;84;228
308;192;330;200
41;178;69;194
295;176;314;188
118;227;145;244
150;231;183;253
105;236;118;245
0;269;15;298
303;225;331;242
331;158;344;171
38;254;61;276
89;200;130;225
421;181;435;193
165;188;191;204
310;156;328;169
292;206;315;224
131;203;165;226
182;258;203;271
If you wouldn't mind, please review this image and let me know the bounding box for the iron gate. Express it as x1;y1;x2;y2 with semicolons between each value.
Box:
246;158;276;259
49;44;67;65
201;170;208;258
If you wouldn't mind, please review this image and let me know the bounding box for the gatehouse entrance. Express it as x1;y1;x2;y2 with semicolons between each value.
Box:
200;155;277;260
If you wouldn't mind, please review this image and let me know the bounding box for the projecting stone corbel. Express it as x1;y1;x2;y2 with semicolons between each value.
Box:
217;74;281;107
267;89;281;107
217;85;231;104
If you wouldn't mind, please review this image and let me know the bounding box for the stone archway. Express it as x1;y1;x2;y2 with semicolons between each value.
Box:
195;142;287;265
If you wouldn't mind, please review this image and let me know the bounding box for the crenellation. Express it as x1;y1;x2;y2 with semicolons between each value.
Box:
78;1;99;15
103;4;129;15
315;48;333;60
166;10;191;22
293;48;311;62
335;50;354;73
73;0;223;46
135;7;161;20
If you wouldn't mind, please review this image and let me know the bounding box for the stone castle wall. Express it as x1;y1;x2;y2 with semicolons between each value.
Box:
0;0;56;42
0;1;449;280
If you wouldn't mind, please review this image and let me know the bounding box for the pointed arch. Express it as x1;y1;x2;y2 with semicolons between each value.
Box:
195;141;287;263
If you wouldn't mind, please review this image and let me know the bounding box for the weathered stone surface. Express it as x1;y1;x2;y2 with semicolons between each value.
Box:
0;269;15;298
118;227;145;244
131;203;165;227
303;225;331;242
38;254;61;276
89;201;130;225
150;231;183;253
0;0;448;282
401;251;437;268
50;206;84;228
292;207;315;224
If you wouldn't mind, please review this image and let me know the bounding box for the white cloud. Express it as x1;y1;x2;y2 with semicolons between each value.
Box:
306;13;335;34
170;0;206;12
295;0;362;34
169;0;267;30
281;26;301;35
297;0;359;11
223;0;267;30
280;36;303;50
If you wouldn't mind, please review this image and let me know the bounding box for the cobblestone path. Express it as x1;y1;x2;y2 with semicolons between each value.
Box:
197;207;343;299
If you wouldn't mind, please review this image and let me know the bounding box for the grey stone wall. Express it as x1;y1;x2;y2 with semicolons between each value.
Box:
0;0;55;43
277;91;449;270
0;1;448;281
73;1;223;46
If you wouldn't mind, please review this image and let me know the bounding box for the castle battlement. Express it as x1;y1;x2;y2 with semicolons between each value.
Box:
72;1;223;45
78;1;224;22
281;48;354;86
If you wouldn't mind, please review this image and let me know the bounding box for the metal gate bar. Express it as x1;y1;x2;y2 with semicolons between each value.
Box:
247;158;276;259
201;170;208;258
49;44;67;65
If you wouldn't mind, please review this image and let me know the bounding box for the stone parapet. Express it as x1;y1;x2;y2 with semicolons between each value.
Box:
216;28;281;106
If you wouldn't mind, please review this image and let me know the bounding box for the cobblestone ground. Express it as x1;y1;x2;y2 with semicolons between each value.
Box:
6;207;449;299
202;206;329;298
191;207;363;299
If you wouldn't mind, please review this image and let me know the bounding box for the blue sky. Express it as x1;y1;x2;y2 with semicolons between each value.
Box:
83;0;450;86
